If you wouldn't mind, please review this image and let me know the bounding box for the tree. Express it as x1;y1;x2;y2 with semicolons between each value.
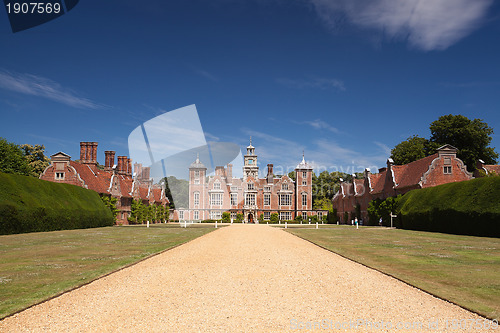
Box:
390;115;497;171
313;197;333;210
99;195;118;220
287;171;296;181
390;135;438;165
258;213;264;223
162;176;189;209
294;214;303;222
235;213;243;223
270;213;279;224
367;196;400;226
327;208;337;224
429;114;498;171
20;144;51;177
129;199;147;224
0;138;32;176
222;212;230;223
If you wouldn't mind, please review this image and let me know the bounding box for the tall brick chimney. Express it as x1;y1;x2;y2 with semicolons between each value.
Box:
80;142;88;163
90;142;97;164
134;163;142;178
267;164;273;183
117;156;126;174
226;164;233;183
80;142;98;165
127;158;132;176
215;166;224;177
104;151;115;171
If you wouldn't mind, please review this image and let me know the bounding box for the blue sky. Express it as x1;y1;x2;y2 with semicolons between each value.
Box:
1;0;500;178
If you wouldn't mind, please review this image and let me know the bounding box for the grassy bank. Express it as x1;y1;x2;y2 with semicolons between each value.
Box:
0;224;214;319
286;225;500;320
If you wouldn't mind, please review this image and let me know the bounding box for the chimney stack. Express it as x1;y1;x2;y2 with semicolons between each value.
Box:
91;142;97;164
142;166;150;180
80;142;87;163
226;164;233;183
105;151;115;171
215;166;224;177
134;163;142;178
127;158;132;176
117;156;127;174
267;164;273;183
80;142;98;164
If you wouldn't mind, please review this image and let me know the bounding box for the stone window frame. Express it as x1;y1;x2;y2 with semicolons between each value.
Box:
264;193;271;206
279;193;291;206
245;193;256;206
55;172;65;180
230;193;238;206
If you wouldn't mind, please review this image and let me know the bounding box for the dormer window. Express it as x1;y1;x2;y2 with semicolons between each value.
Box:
248;183;254;190
444;166;452;174
214;182;221;190
55;172;64;180
282;184;288;190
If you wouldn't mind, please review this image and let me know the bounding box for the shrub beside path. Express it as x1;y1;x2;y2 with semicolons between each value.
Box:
0;225;493;332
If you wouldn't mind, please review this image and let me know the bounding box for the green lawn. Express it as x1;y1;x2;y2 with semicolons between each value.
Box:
0;224;214;319
286;225;500;320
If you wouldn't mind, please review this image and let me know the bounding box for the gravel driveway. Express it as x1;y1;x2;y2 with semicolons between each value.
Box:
0;225;494;332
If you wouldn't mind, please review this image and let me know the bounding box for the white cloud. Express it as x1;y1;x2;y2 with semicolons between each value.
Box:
0;70;104;109
302;119;340;134
276;77;346;91
309;0;493;51
373;141;392;156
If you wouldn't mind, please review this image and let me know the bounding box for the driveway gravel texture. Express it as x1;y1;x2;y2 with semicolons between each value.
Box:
0;224;496;332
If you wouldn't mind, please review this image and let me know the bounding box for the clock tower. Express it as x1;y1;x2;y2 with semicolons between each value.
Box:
243;137;259;181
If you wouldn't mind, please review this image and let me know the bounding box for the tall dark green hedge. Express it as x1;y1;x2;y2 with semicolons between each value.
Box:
0;172;114;235
397;177;500;237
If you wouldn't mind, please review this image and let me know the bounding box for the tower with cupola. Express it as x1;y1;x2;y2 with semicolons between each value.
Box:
243;137;259;181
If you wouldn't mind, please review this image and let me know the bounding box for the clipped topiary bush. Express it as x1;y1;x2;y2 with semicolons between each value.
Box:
397;177;500;237
0;172;114;235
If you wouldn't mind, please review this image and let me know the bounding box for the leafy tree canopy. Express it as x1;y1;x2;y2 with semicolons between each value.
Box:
0;137;32;176
390;135;439;165
390;115;497;171
430;114;498;171
20;144;50;177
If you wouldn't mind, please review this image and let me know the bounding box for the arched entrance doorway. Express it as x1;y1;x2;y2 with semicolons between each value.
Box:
248;213;254;223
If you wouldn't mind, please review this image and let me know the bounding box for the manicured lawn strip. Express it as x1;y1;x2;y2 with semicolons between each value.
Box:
286;226;500;320
0;224;214;319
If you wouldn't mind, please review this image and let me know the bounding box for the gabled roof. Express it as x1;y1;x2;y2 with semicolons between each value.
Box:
392;154;438;189
51;151;71;159
354;178;364;196
370;172;386;194
70;161;112;194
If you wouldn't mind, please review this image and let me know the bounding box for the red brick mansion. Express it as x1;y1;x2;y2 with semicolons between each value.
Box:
40;142;169;225
179;140;326;223
332;144;474;223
